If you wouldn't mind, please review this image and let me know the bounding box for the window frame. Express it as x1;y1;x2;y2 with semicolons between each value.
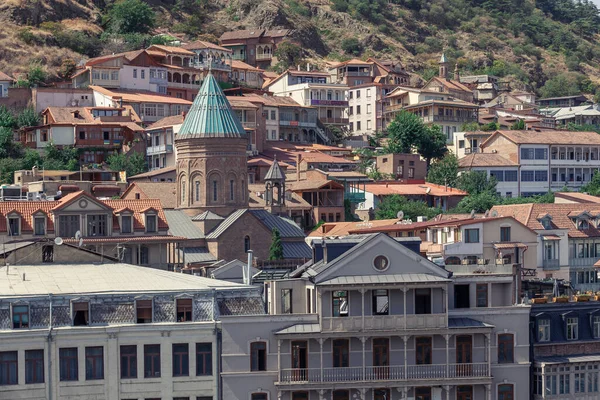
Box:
567;316;579;340
281;289;292;314
464;228;479;243
176;298;193;322
372;289;389;315
498;384;514;400
25;349;44;384
332;290;348;317
59;347;78;382
332;339;349;368
33;216;46;236
172;343;189;377
85;346;104;380
12;304;29;329
415;337;432;365
144;344;161;378
250;341;267;372
497;333;514;364
120;345;137;379
500;226;511;242
538;319;551;342
476;284;488;308
0;351;18;385
136;299;153;323
196;343;212;376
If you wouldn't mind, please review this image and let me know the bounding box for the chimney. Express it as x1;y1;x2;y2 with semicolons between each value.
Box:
297;65;301;71
454;63;459;81
307;63;310;72
296;154;301;182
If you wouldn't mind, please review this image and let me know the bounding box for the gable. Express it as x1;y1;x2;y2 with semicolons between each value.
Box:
55;195;111;213
314;234;449;284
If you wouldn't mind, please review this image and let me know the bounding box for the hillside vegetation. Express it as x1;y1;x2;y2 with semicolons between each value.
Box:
2;0;600;98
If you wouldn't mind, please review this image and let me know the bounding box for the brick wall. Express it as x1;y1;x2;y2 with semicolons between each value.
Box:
0;88;32;112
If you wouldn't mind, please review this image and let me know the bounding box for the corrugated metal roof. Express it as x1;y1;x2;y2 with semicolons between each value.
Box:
535;354;600;364
264;159;286;181
177;73;247;139
448;317;494;329
205;209;247;239
275;323;321;335
179;247;216;263
318;273;451;286
252;269;291;283
164;210;205;239
282;241;312;259
249;210;305;238
192;210;225;221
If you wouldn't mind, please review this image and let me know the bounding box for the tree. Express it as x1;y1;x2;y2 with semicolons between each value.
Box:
0;127;23;159
269;228;284;260
510;118;526;130
453;191;498;213
456;171;497;195
427;154;458;187
106;152;147;177
26;63;47;87
16;107;39;128
384;111;424;154
581;170;600;195
539;72;582;98
106;0;155;34
57;58;77;81
341;37;363;55
417;125;448;170
375;194;441;221
274;41;303;71
0;106;16;129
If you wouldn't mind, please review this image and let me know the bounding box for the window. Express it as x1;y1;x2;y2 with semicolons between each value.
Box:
120;345;137;379
560;367;570;394
87;214;107;236
250;342;267;371
415;387;431;400
416;337;432;364
12;305;29;329
281;289;292;314
356;105;361;115
140;246;149;265
251;394;268;400
133;69;137;78
229;179;234;201
538;319;550;341
121;215;132;234
521;148;534;159
133;299;152;323
111;71;119;80
59;348;78;381
454;284;470;308
196;343;212;376
144;345;161;378
270;110;276;120
575;366;585;393
176;299;192;322
521;170;534;182
415;288;431;314
34;217;45;235
498;384;514;400
332;291;348;317
244;236;251;253
72;301;89;326
8;217;19;236
372;290;389;315
567;317;579;340
498;334;514;363
367;104;372;114
332;339;349;368
356;90;361;98
374;389;390;400
195;181;200;202
356;121;361;131
146;215;157;232
0;351;17;385
141;70;145;79
464;228;479;243
505;171;517;181
59;215;80;237
172;344;189;377
594;316;600;338
25;350;44;384
535;170;548;182
85;347;104;380
490;170;504;182
213;180;218;201
500;227;511;242
535;148;548;160
292;393;308;400
476;284;488;307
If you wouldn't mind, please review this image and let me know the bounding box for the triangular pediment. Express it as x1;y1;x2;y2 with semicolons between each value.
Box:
314;233;449;284
52;191;111;213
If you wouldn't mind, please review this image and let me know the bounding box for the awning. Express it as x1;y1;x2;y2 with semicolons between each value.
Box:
542;235;561;241
535;354;600;365
493;242;528;249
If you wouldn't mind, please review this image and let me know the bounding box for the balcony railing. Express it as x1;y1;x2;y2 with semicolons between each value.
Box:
344;71;371;77
446;264;514;275
168;81;200;89
232;54;246;61
423;115;477;124
321;314;447;332
345;192;366;203
542;259;560;270
256;54;272;61
194;61;231;71
464;147;481;154
147;144;173;156
279;119;318;128
278;363;489;384
569;257;600;267
309;99;349;107
319;117;349;125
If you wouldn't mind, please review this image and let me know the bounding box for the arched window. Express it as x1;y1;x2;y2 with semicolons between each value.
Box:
212;179;218;202
241;179;245;201
244;236;251;253
229;179;235;201
250;341;266;371
195;181;201;202
181;179;186;204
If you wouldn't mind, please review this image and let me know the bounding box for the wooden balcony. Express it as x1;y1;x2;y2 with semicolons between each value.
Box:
278;363;490;384
321;314;447;332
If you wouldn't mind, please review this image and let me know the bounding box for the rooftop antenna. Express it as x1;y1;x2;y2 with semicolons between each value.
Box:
396;211;404;220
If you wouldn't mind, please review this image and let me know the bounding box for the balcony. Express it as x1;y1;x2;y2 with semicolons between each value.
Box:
446;263;514;275
344;71;371;77
423;115;477;124
279;119;318;128
168;81;200;89
345;191;366;203
464;147;481;155
278;363;490;384
319;117;349;125
309;99;349;107
147;144;173;156
194;61;231;72
542;259;560;270
321;314;447;332
256;54;272;61
232;54;246;61
569;257;600;267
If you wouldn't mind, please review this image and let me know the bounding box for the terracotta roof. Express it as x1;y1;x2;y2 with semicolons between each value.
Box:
365;183;468;197
347;220;445;235
0;71;14;81
90;86;192;105
182;40;231;52
243;94;302;107
247;156;292;168
482;130;600;147
231;60;263;71
430;76;473;93
122;182;178;209
287;69;330;77
308;219;401;238
264;29;290;38
145;115;185;131
247;184;311;210
0;191;168;234
226;97;259;109
288;179;344;192
63;236;184;244
300;151;356;164
43;106;142;129
220;29;265;41
330;58;373;67
491;203;600;238
458;153;519;168
555;192;600;204
147;45;196;55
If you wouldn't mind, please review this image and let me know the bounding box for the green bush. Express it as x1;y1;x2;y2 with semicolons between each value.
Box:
341;37;362;56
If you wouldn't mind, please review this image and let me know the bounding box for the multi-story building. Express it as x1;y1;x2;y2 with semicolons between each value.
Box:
0;251;264;400
492;202;600;292
539;104;600;129
221;233;531;400
537;95;589;108
266;69;349;136
452;130;493;158
145;115;183;170
457;153;519;197
530;299;600;400
376;153;427;180
231;60;265;89
458;74;504;105
20;106;146;164
328;57;410;87
72;50;169;94
219;29;291;68
462;130;600;196
348;83;397;135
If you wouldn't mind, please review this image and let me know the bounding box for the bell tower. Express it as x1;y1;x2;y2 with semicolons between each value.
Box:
264;157;286;207
439;53;448;79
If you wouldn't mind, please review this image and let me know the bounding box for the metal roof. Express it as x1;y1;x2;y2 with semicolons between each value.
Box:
179;247;216;263
318;273;451;286
275;323;321;335
535;354;600;365
252;269;291;283
249;210;305;238
448;317;494;329
192;210;225;221
177;72;247;139
264;158;286;181
282;241;312;259
164;209;205;239
205;209;248;239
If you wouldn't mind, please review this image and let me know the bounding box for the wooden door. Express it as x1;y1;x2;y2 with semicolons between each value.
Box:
291;341;308;381
456;335;472;377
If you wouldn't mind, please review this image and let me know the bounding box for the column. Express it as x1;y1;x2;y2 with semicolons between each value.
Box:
402;335;408;379
541;364;546;399
486;384;491;400
319;338;324;382
361;289;366;331
403;285;407;330
485;333;491;376
445;334;450;379
443;287;448;326
443;385;451;400
277;340;281;382
361;336;366;380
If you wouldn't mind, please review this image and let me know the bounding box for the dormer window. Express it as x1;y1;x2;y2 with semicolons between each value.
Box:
146;214;157;233
542;219;552;230
538;319;550;342
87;214;107;236
34;216;46;236
7;216;20;236
566;316;578;340
577;219;589;230
121;215;132;234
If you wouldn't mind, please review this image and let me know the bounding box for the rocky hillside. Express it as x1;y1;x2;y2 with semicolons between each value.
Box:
3;0;600;98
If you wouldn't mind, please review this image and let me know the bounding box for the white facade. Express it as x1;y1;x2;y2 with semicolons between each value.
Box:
0;80;10;97
34;89;94;113
264;105;279;141
348;85;389;135
147;124;180;170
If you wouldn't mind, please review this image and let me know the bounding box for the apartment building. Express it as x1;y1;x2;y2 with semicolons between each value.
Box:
452;131;492;158
231;60;264;89
492;202;600;292
20;106;146;164
465;130;600;196
537;95;589;108
375;153;427;180
266;69;349;134
145;115;183;170
219;29;290;68
457;153;519;198
328;57;410;87
0;254;264;400
221;233;530;400
348;83;397;134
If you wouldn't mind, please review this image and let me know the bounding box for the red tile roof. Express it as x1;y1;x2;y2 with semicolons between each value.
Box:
555;192;600;204
0;71;14;81
482;130;600;147
365;182;468;197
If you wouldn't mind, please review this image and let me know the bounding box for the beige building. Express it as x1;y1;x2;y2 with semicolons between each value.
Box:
376;153;427;180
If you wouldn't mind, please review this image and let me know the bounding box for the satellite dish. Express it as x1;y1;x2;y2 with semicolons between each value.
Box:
54;237;63;246
469;209;476;218
491;210;498;217
78;238;84;247
397;211;404;220
75;231;81;240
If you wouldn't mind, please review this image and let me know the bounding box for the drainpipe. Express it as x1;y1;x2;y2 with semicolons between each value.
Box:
246;250;253;285
47;293;53;400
